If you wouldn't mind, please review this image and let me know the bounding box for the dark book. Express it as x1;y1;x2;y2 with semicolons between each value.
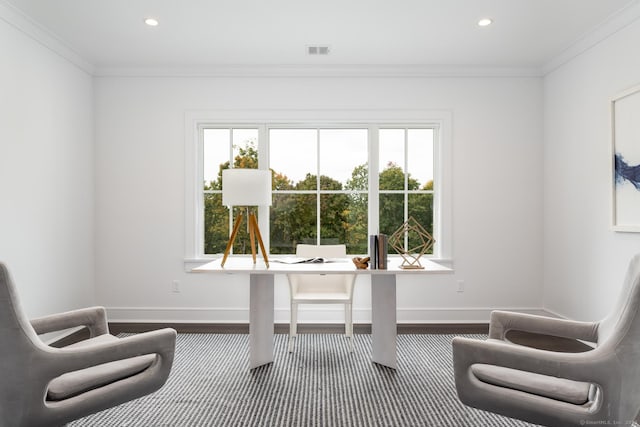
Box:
377;234;388;270
369;235;378;269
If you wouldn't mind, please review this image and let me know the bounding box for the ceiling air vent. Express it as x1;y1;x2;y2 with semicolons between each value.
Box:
307;45;330;55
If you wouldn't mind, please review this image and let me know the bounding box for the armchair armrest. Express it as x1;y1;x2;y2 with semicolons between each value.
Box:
47;328;177;376
31;306;109;337
452;336;612;385
488;310;598;343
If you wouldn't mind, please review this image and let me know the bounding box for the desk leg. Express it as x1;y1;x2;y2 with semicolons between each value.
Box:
371;274;397;369
249;274;274;369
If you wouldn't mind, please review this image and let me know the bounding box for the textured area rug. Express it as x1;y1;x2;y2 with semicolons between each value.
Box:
69;333;540;427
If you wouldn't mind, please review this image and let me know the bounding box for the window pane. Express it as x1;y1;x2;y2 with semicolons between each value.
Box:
319;129;368;190
203;129;229;189
379;129;405;190
408;193;434;254
408;129;434;189
379;193;405;237
270;129;317;189
204;193;229;255
232;129;259;169
319;193;350;246
270;194;317;254
346;193;368;254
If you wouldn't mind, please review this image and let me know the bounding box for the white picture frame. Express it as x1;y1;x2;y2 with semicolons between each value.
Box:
612;84;640;232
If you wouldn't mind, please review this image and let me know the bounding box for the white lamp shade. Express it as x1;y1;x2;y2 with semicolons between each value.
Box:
222;169;272;207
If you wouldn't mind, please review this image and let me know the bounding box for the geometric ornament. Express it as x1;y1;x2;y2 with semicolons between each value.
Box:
388;216;435;269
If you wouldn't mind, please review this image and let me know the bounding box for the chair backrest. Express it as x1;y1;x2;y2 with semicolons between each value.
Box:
296;244;346;259
598;254;640;346
289;245;355;296
592;254;640;421
0;262;46;420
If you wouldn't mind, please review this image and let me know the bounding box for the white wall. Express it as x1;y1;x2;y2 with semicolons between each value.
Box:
94;75;544;323
0;18;95;318
3;0;637;328
543;18;640;321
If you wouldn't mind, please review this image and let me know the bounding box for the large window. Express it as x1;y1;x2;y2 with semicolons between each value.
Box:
197;124;438;257
185;111;452;266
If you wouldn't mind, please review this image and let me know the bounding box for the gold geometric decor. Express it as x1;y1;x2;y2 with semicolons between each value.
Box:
388;216;435;269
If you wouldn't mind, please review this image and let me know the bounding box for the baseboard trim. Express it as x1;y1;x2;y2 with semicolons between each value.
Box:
108;322;489;335
105;306;550;324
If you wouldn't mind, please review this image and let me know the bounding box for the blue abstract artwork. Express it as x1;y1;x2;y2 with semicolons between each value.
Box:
612;84;640;231
614;153;640;190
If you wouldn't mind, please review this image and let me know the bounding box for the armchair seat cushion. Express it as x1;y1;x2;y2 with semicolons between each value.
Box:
47;334;156;401
471;363;591;405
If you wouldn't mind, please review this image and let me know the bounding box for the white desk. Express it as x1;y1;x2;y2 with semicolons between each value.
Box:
193;257;451;369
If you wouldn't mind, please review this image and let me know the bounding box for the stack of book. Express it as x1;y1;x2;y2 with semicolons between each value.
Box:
369;234;388;269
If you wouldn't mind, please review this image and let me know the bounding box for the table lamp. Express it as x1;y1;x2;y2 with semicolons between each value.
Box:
221;168;272;267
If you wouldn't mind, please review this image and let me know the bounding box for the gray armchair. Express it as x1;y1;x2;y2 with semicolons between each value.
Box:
453;254;640;427
0;262;176;427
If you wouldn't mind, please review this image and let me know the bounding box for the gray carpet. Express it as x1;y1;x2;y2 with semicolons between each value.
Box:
69;333;541;427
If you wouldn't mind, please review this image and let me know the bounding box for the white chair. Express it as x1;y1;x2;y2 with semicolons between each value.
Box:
287;244;356;352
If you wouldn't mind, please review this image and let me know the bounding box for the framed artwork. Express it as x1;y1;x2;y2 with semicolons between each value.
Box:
612;84;640;232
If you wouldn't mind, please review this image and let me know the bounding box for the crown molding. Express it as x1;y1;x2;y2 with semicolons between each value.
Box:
94;64;543;78
542;0;640;75
0;0;94;75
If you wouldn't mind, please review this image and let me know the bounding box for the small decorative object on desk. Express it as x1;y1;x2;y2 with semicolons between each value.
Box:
352;256;370;269
388;216;435;269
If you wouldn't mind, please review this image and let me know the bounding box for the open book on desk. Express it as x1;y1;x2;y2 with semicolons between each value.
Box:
272;257;345;264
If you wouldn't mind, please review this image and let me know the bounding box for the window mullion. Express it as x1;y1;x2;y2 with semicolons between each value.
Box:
227;128;234;254
404;129;409;250
369;125;379;242
258;125;269;254
197;125;206;257
316;128;321;245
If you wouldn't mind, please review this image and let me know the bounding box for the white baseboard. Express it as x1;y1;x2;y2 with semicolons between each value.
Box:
106;306;552;324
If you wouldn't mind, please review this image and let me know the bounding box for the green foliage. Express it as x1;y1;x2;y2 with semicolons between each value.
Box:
204;142;434;255
345;164;368;253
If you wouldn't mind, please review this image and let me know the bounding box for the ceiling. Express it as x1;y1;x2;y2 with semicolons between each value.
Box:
3;0;639;73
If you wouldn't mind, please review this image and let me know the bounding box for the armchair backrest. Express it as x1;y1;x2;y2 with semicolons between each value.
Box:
592;254;640;421
0;261;41;354
598;254;640;346
0;262;46;420
289;245;354;296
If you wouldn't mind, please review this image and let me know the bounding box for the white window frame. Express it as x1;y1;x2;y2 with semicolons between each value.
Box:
184;110;452;271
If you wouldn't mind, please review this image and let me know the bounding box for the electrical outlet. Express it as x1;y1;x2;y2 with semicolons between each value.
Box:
171;280;180;293
457;280;464;293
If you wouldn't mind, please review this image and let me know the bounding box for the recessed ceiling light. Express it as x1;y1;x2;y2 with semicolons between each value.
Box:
477;18;493;27
144;18;159;27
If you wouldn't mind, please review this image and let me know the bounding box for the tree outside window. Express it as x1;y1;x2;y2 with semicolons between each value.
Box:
201;126;434;256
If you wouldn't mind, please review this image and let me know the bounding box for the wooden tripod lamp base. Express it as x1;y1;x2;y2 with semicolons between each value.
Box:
220;212;269;268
